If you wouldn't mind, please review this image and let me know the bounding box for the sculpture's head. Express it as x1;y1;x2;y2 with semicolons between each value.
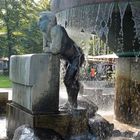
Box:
38;11;57;33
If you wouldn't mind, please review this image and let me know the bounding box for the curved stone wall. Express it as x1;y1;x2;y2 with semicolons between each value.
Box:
51;0;131;13
51;0;140;56
51;0;140;126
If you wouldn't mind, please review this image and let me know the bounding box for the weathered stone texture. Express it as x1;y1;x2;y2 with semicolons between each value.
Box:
7;103;34;139
52;1;140;56
52;0;140;126
0;92;8;114
10;54;60;113
115;57;140;125
7;103;88;139
51;0;129;13
89;114;114;139
68;107;88;136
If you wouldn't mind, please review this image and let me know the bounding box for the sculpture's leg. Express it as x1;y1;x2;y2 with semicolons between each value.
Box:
64;78;80;108
64;59;80;108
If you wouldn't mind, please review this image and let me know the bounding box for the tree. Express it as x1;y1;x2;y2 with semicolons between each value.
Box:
37;0;50;11
0;0;50;55
0;0;50;71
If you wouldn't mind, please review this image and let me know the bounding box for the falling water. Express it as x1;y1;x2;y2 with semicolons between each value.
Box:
0;117;7;139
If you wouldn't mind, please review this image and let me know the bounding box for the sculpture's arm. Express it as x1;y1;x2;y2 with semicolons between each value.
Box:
49;25;63;54
43;33;51;52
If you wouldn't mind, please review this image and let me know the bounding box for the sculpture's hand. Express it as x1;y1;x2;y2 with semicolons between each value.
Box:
43;46;60;55
49;25;63;55
43;47;51;53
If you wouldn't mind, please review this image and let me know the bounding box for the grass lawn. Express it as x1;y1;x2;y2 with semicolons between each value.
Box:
0;75;12;88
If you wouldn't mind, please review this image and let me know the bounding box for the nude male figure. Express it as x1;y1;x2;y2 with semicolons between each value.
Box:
39;11;84;108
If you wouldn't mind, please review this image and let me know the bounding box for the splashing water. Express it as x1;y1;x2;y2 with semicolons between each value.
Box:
0;117;7;139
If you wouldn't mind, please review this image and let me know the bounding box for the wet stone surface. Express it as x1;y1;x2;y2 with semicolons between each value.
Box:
11;124;139;140
2;85;140;140
77;96;98;118
1;111;140;140
133;131;140;140
12;125;62;140
89;114;114;139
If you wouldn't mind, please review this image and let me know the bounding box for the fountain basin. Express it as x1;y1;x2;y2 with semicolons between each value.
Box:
7;102;88;139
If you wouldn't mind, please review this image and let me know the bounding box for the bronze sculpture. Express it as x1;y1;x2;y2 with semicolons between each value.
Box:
39;11;84;109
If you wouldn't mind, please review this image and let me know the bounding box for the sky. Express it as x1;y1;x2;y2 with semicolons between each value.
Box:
34;0;40;3
34;0;50;3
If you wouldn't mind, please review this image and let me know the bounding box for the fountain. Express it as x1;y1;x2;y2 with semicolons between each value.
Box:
51;0;140;126
50;0;140;139
7;11;88;140
6;1;140;139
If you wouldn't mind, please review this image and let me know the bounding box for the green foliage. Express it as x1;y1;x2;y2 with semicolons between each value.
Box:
88;35;112;56
0;75;12;88
37;0;50;11
0;0;50;58
88;45;93;56
88;37;94;56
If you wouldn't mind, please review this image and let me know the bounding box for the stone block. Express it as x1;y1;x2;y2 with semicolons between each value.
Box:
68;107;88;137
7;103;33;139
7;103;88;139
0;92;8;114
89;114;114;139
115;57;140;125
34;113;71;137
12;124;63;140
7;102;70;138
10;54;60;113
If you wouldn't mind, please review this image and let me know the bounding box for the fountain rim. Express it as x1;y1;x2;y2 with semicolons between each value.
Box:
51;0;135;13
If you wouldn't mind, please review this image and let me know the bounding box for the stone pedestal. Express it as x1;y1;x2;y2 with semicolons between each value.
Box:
7;103;88;139
10;54;60;113
66;107;88;138
7;53;88;139
115;57;140;125
7;53;60;138
7;103;70;139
